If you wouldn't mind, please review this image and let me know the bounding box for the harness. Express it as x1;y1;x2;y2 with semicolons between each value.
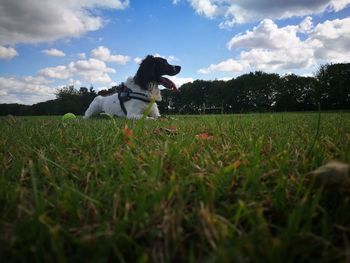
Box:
117;82;157;116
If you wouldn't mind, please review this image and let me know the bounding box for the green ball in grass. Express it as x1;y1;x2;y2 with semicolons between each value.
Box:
62;113;77;121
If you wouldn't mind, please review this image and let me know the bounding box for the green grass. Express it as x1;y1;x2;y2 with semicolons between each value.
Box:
1;113;349;262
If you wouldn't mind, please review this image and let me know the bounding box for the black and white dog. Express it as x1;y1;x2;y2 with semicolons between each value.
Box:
84;55;181;119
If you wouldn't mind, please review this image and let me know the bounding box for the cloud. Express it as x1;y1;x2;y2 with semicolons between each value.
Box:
39;65;72;79
185;0;350;27
78;53;86;59
67;78;82;87
91;46;130;64
331;0;350;11
226;19;301;50
239;48;314;71
198;16;350;74
71;58;116;83
198;59;246;74
134;57;143;64
218;77;232;82
0;0;129;45
299;16;313;33
42;48;66;57
2;55;121;104
0;45;18;59
0;75;55;105
39;58;116;84
168;76;194;87
309;17;350;62
189;0;218;19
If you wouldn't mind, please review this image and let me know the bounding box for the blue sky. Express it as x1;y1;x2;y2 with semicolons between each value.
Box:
1;0;350;104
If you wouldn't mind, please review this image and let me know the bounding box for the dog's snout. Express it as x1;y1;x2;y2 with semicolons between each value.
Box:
174;65;181;73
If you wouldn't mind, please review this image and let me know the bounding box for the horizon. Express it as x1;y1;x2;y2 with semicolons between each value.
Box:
1;0;350;105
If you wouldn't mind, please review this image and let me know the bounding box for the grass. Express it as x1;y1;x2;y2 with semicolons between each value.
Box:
0;113;349;262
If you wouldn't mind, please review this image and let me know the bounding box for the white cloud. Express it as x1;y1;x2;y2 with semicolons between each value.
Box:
66;78;82;87
189;0;218;19
185;0;350;27
299;16;314;33
308;17;350;62
0;75;55;105
39;66;71;79
0;46;18;59
71;58;116;83
239;48;314;71
134;57;143;64
39;58;116;84
78;53;86;59
330;0;350;11
198;59;246;74
0;0;129;45
2;55;120;104
42;48;66;57
218;77;232;82
199;16;350;74
91;46;130;64
168;76;194;87
226;19;301;51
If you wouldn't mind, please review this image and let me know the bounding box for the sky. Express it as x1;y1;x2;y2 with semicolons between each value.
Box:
1;0;350;105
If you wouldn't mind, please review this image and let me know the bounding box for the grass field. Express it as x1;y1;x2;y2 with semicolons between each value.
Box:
1;113;350;262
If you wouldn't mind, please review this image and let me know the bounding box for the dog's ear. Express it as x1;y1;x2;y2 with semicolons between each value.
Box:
145;55;154;60
134;55;156;90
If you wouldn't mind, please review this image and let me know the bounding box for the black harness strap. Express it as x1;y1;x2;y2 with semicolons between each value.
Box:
117;82;157;116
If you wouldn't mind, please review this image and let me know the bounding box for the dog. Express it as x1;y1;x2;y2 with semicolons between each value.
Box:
83;55;181;119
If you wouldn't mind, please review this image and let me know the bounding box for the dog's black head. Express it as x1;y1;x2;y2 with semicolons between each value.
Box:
134;55;181;91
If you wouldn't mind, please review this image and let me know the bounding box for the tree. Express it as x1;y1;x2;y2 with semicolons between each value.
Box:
79;87;88;95
274;74;316;111
315;63;350;110
55;85;79;99
227;72;279;112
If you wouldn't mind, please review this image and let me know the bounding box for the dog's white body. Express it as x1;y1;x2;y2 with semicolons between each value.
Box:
83;77;162;119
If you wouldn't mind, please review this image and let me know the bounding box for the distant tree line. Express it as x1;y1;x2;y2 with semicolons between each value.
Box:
158;63;350;114
1;63;349;116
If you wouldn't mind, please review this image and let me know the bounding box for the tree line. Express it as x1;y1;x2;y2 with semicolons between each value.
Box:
158;63;350;114
1;63;349;116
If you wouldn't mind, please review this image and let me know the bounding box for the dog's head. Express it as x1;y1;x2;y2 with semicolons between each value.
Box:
134;55;181;91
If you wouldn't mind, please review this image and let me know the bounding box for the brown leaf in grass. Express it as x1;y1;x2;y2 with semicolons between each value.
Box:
70;164;79;174
123;124;133;144
195;132;214;140
306;161;350;194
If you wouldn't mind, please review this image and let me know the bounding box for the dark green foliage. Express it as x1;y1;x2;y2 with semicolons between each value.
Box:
315;63;350;110
274;75;316;111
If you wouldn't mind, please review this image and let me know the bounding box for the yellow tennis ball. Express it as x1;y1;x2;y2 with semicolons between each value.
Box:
62;113;77;121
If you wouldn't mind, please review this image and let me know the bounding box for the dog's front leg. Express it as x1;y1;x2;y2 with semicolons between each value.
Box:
83;96;102;119
148;103;161;118
127;114;143;119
